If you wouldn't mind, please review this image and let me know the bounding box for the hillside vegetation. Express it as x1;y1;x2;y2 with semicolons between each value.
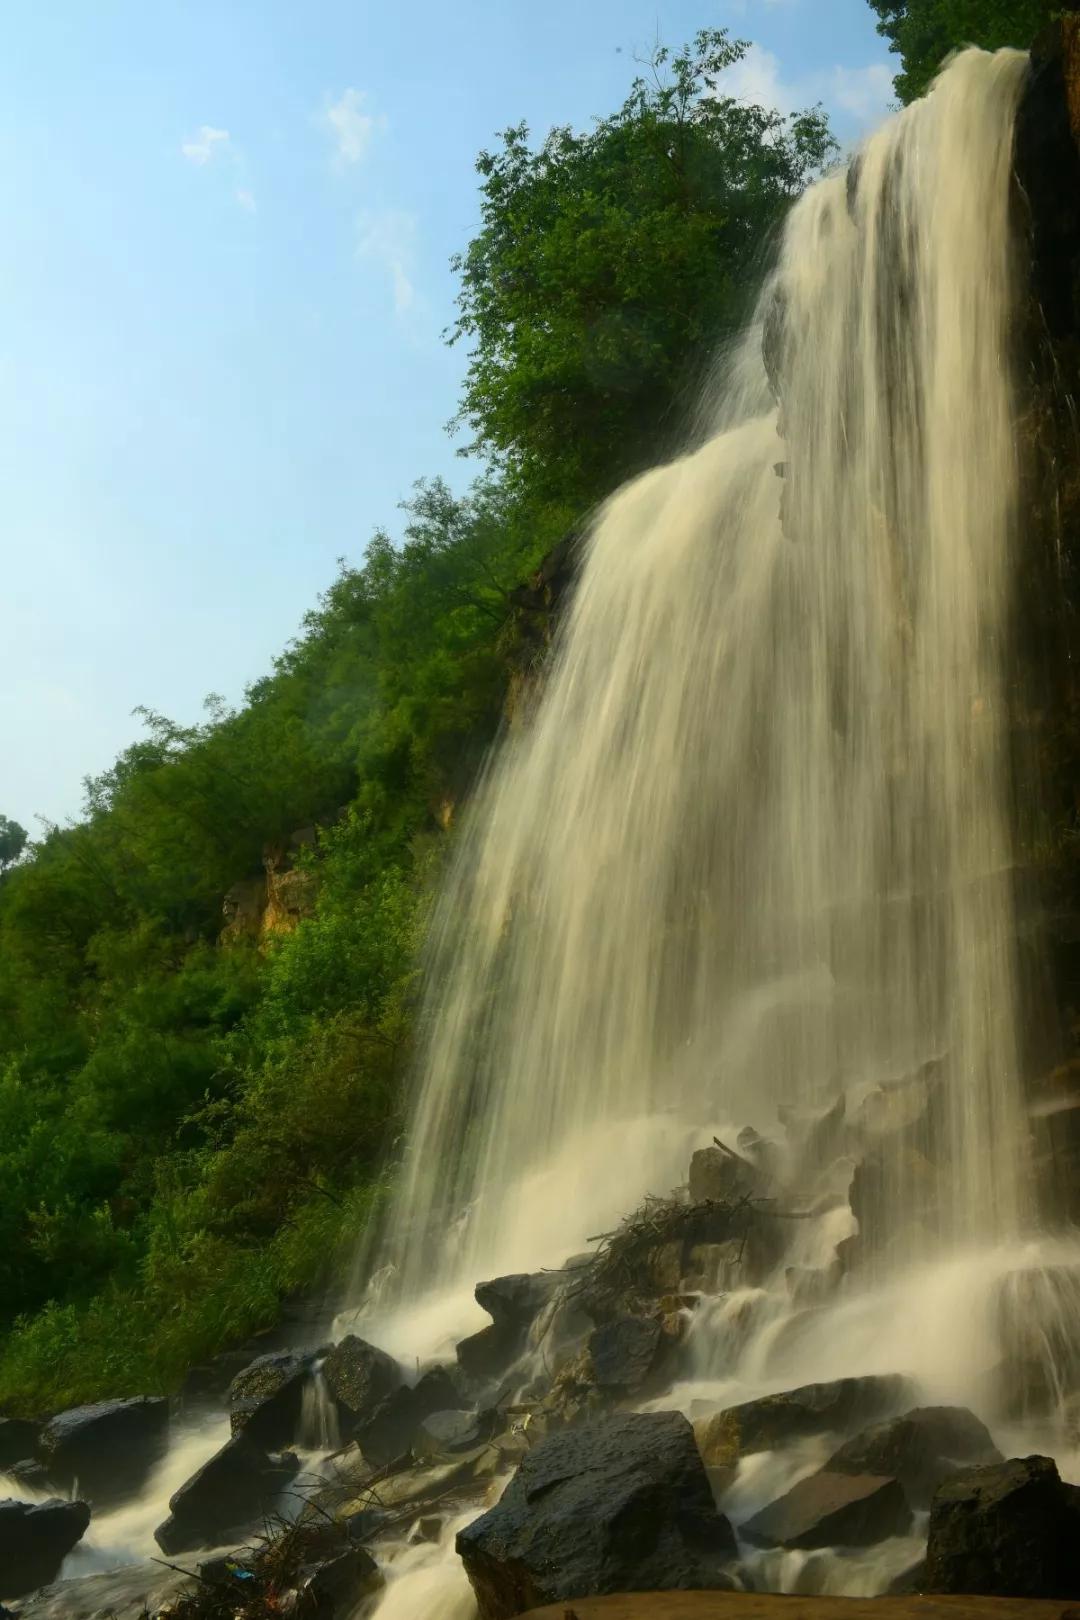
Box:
0;33;830;1413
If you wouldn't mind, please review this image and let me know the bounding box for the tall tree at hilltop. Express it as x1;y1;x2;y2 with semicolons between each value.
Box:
868;0;1056;102
450;29;834;526
0;817;27;874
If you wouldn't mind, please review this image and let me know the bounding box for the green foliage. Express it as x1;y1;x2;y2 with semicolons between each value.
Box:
868;0;1057;101
451;29;835;518
0;817;26;874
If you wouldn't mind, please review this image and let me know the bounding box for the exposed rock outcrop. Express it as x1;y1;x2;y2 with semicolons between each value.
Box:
695;1376;914;1467
823;1406;1002;1509
741;1471;912;1550
925;1454;1080;1597
322;1335;402;1427
39;1397;168;1503
228;1349;313;1448
0;1498;91;1600
154;1433;299;1555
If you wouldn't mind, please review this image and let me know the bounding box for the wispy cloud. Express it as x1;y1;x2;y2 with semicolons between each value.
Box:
181;124;256;212
181;125;230;166
356;209;420;320
322;88;386;168
714;43;893;134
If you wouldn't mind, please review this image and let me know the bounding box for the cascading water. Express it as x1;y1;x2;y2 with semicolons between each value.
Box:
385;46;1035;1313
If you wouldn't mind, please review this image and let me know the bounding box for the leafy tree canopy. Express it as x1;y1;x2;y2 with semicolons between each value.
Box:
868;0;1057;102
0;816;27;873
450;28;835;520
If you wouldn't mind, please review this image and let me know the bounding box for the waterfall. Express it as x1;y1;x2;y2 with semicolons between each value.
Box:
385;47;1035;1306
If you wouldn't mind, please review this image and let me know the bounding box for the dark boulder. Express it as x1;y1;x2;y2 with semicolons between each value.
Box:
824;1406;1001;1508
696;1375;913;1466
355;1365;468;1465
587;1315;664;1393
39;1397;168;1502
154;1433;299;1555
295;1545;381;1614
322;1335;401;1426
0;1419;40;1473
0;1497;91;1600
741;1470;912;1550
688;1146;752;1203
925;1453;1080;1597
228;1350;311;1448
456;1410;736;1619
457;1273;561;1386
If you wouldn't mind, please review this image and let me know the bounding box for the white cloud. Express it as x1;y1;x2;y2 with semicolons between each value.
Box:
323;88;385;167
356;209;419;319
714;43;795;116
181;125;230;165
235;187;257;213
827;63;895;127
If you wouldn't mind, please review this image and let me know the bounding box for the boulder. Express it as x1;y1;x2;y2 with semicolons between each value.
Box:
154;1433;299;1555
740;1470;912;1550
824;1406;1002;1508
458;1273;561;1384
228;1350;313;1448
322;1335;401;1425
925;1454;1080;1597
415;1409;487;1459
587;1316;665;1393
456;1410;736;1619
688;1147;751;1204
695;1375;913;1467
0;1418;40;1473
0;1497;92;1599
39;1397;168;1502
355;1365;468;1464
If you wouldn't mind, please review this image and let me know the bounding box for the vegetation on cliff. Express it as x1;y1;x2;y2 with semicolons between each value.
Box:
0;30;829;1413
869;0;1058;100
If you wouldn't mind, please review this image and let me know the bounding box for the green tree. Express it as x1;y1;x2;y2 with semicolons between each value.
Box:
0;816;27;874
868;0;1057;102
450;29;835;522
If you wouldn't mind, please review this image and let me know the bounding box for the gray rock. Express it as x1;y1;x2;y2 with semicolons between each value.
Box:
741;1470;912;1549
824;1405;1001;1508
228;1350;311;1448
689;1146;751;1203
322;1335;401;1425
39;1397;168;1503
154;1433;299;1555
925;1454;1080;1597
699;1374;914;1464
587;1315;664;1392
415;1409;485;1459
355;1365;468;1464
457;1273;562;1386
0;1497;92;1600
456;1410;736;1619
295;1544;381;1612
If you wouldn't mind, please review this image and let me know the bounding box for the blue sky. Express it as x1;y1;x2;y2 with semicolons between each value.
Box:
0;0;893;830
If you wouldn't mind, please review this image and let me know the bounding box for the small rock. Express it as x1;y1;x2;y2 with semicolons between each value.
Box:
456;1410;736;1619
39;1397;168;1503
296;1545;380;1614
228;1350;311;1448
587;1316;664;1392
696;1374;913;1466
824;1405;1001;1508
925;1454;1080;1597
322;1335;401;1425
0;1497;92;1600
741;1470;912;1549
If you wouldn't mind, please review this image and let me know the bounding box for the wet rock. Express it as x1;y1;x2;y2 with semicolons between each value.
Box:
415;1409;487;1458
355;1364;467;1464
0;1418;40;1472
39;1396;168;1502
925;1453;1080;1597
295;1545;380;1615
696;1375;914;1466
741;1470;912;1550
456;1410;736;1619
154;1432;299;1555
587;1315;665;1393
458;1273;561;1384
0;1497;92;1599
322;1335;401;1425
888;1559;928;1594
825;1405;1002;1508
682;1243;743;1295
6;1457;48;1488
989;1263;1080;1421
688;1146;751;1203
849;1148;939;1260
228;1349;312;1448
